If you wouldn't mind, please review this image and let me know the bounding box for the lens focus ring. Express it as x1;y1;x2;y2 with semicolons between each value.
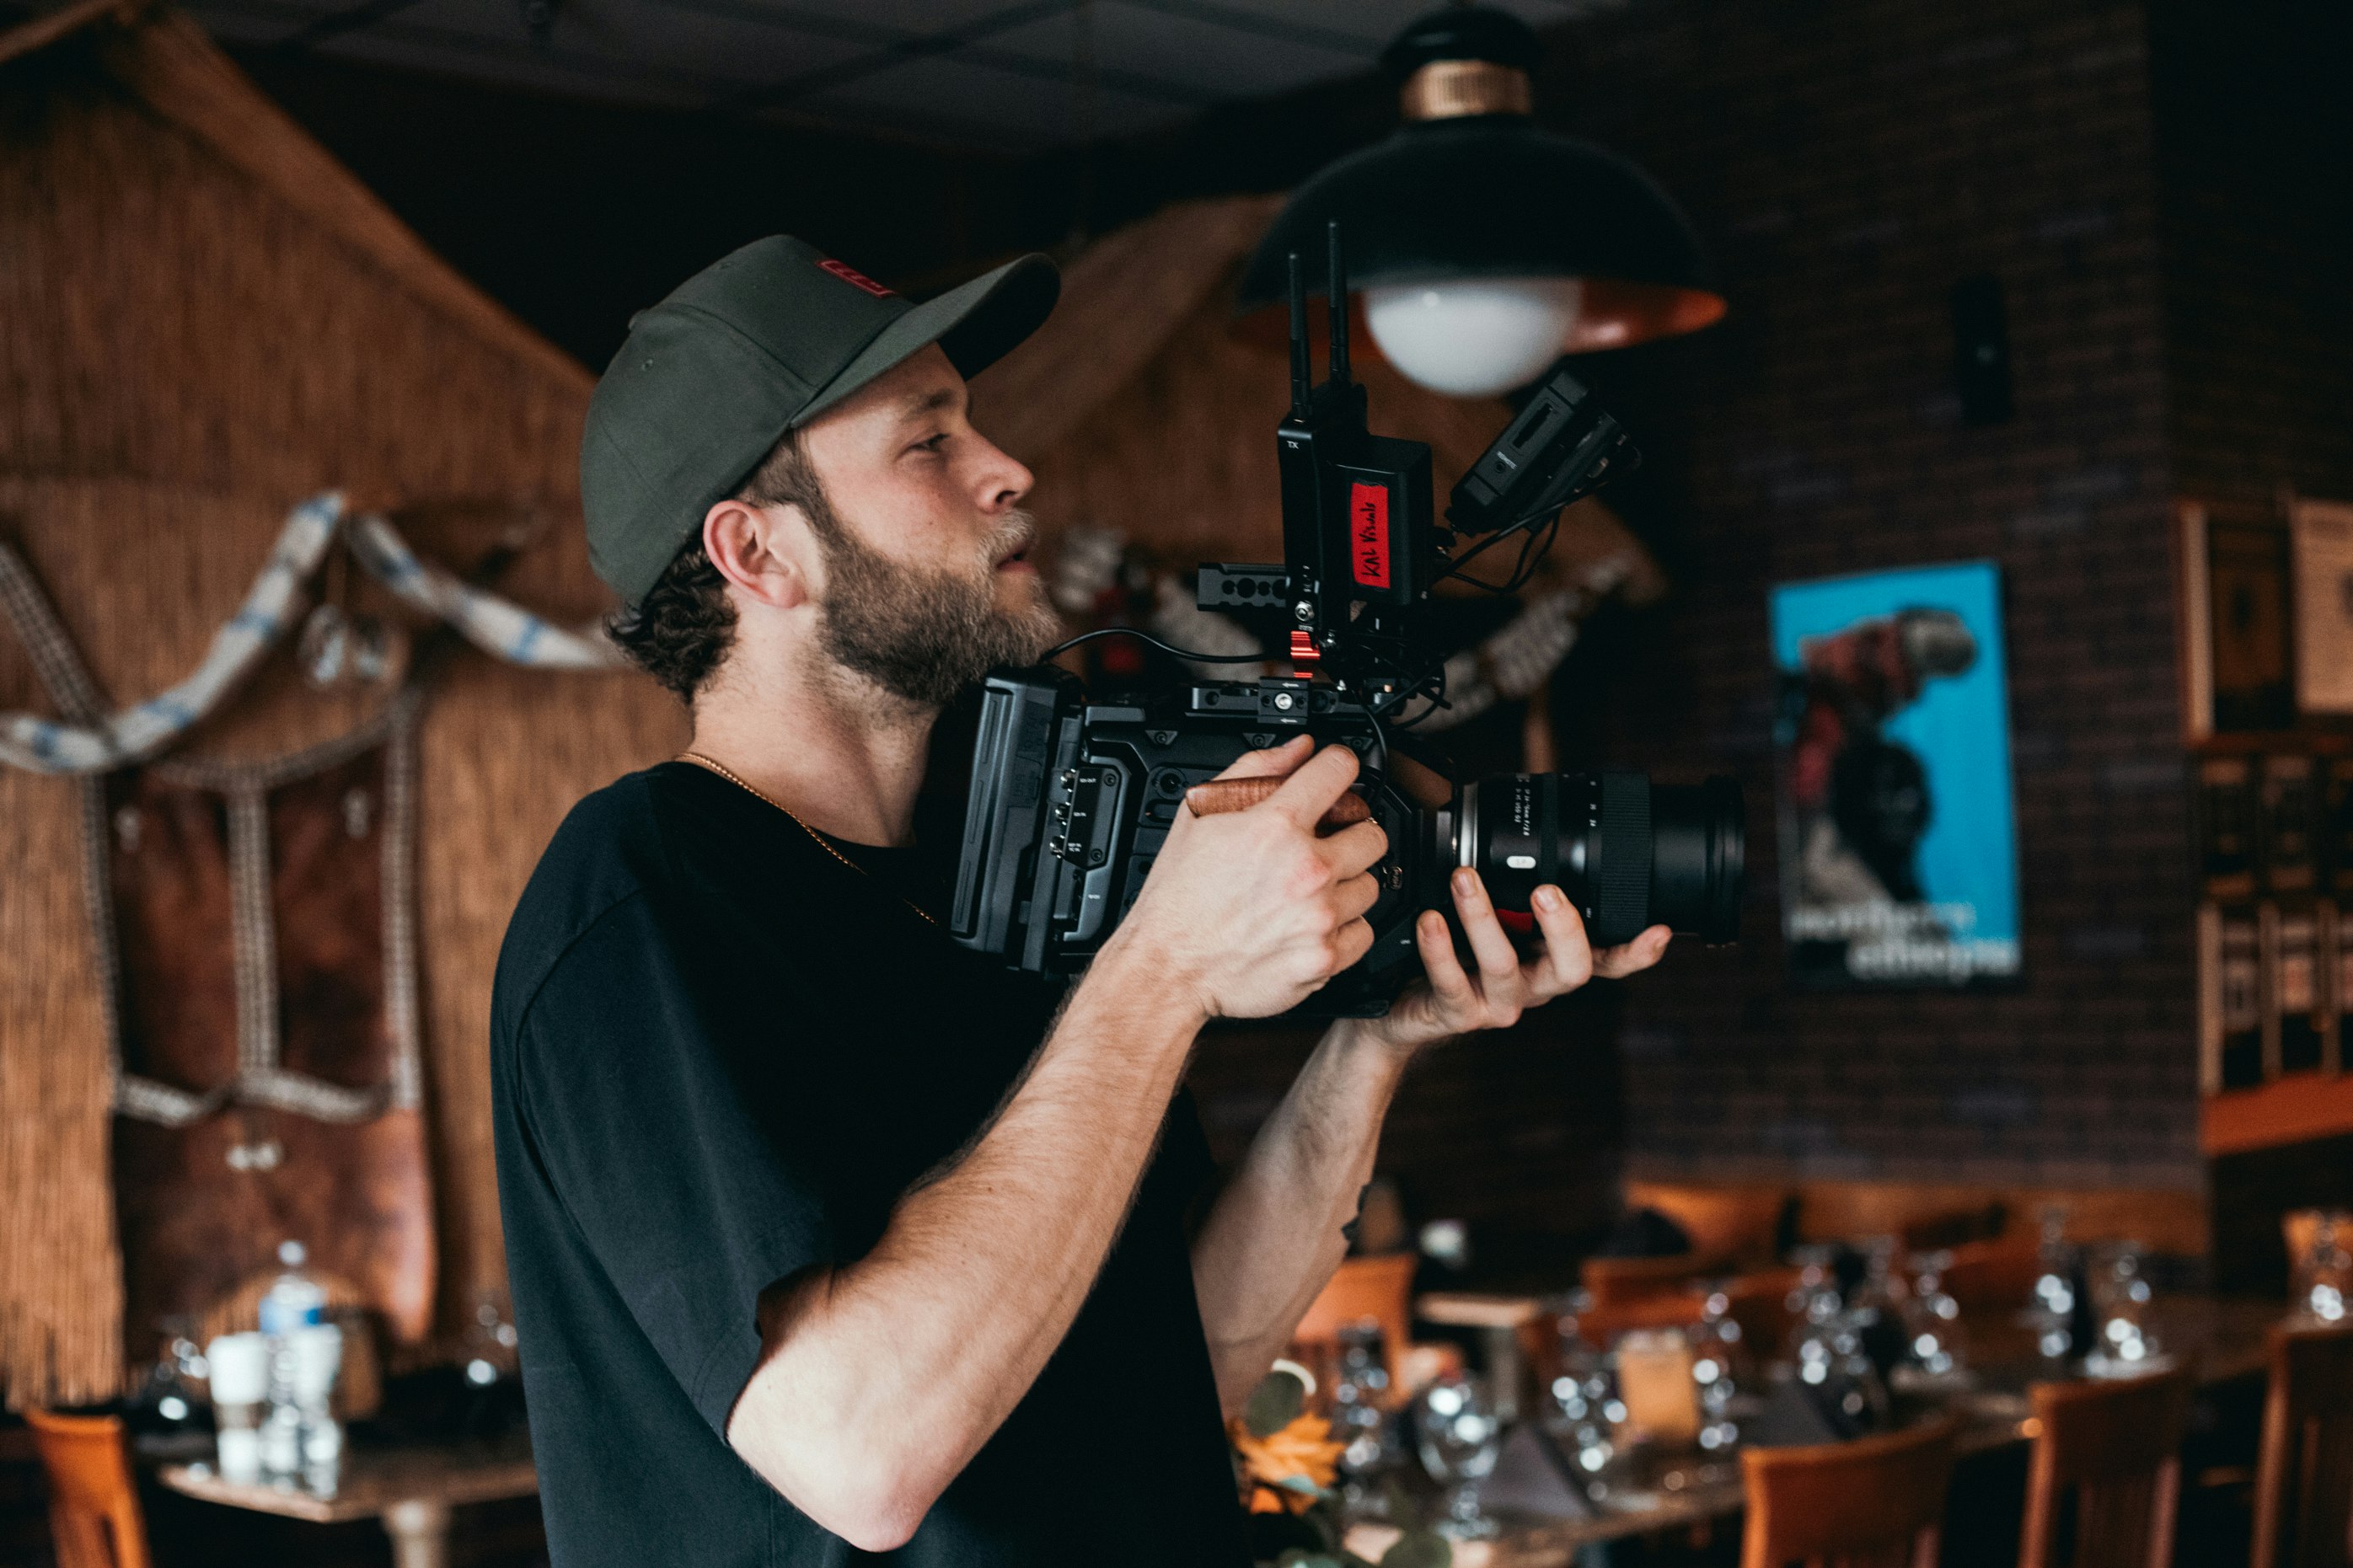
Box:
1594;773;1653;946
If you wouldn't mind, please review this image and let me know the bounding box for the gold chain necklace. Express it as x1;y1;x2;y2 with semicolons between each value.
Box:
673;752;941;928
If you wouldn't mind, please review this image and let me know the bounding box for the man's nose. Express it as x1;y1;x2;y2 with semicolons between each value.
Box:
973;436;1033;513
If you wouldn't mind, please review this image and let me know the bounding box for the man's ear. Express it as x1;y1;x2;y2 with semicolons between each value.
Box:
703;498;814;611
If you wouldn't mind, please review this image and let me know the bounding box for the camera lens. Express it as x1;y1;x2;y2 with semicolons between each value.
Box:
1457;772;1745;947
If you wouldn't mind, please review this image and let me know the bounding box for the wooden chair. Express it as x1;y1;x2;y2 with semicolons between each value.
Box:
1935;1236;2043;1313
1716;1266;1805;1367
1739;1417;1957;1568
2253;1320;2353;1568
1291;1252;1418;1395
2285;1210;2324;1271
2018;1365;2195;1568
1571;1289;1712;1348
24;1410;152;1568
1584;1250;1717;1308
1624;1180;1791;1266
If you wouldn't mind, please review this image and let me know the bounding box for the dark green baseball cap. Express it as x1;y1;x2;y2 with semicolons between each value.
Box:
582;235;1059;605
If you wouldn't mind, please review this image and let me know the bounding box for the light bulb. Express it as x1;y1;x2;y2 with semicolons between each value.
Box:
1363;276;1583;398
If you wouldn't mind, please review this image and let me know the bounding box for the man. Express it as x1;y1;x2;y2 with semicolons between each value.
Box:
490;236;1670;1565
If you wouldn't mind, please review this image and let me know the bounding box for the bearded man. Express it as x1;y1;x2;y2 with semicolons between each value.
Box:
489;237;1669;1566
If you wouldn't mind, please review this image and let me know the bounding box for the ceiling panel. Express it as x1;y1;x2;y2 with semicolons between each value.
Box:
798;50;1187;149
386;0;868;85
673;0;1045;32
183;0;1634;150
987;2;1370;97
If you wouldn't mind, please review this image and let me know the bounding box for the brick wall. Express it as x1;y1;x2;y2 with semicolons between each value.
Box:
243;0;2285;1254
1541;0;2204;1190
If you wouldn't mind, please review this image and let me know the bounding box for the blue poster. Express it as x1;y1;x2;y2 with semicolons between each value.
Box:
1769;561;2021;988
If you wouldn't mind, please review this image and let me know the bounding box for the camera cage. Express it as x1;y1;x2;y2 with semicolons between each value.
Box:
950;223;1688;1012
1186;220;1638;727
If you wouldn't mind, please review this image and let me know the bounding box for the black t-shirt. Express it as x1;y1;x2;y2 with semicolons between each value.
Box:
490;762;1247;1566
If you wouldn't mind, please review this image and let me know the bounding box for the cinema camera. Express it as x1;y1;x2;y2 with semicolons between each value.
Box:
953;224;1745;1014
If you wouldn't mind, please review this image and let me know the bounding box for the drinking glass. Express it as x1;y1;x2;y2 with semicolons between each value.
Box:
1900;1249;1969;1382
2292;1212;2351;1325
2026;1205;2079;1361
1616;1327;1702;1448
1786;1253;1889;1436
1416;1369;1503;1540
205;1332;269;1485
1690;1287;1743;1451
2084;1241;2158;1375
1785;1244;1846;1357
134;1316;207;1432
1329;1319;1404;1520
1548;1292;1621;1483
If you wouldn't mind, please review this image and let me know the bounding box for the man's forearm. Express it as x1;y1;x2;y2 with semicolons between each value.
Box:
727;929;1205;1549
1188;1019;1417;1414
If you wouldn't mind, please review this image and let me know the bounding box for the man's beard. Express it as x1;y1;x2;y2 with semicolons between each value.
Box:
809;505;1063;711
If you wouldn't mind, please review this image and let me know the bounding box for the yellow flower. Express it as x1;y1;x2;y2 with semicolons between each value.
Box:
1230;1411;1345;1515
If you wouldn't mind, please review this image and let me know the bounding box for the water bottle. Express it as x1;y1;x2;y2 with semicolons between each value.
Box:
257;1241;325;1478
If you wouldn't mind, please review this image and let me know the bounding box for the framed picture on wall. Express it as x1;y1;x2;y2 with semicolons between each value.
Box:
2290;499;2353;718
2179;500;2296;737
1771;560;2023;990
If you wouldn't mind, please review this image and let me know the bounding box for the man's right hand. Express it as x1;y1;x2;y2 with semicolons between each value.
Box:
1109;736;1388;1019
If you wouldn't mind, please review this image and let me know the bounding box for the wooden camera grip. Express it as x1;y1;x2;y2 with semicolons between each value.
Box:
1184;777;1373;832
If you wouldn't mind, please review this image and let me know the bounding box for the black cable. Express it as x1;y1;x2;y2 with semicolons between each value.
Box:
1434;501;1571;593
1041;626;1268;665
1361;699;1391;773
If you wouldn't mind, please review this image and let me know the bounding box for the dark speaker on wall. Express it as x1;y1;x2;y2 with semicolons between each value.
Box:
1951;274;2013;426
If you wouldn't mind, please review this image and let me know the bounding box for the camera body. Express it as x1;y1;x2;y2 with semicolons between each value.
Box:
951;223;1744;1014
954;669;1430;1014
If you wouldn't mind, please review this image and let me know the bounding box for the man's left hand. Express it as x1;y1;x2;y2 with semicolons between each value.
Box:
1358;868;1670;1056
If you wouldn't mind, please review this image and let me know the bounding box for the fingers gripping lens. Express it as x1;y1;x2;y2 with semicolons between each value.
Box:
1463;771;1745;948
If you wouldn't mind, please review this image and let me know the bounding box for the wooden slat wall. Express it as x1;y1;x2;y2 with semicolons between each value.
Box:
0;13;681;1407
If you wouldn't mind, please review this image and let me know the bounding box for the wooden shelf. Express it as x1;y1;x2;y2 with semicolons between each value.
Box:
2203;1070;2353;1155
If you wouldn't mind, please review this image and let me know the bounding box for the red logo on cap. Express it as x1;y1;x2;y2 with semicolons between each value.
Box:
818;258;895;298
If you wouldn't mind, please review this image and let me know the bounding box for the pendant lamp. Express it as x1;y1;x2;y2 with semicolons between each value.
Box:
1236;5;1725;399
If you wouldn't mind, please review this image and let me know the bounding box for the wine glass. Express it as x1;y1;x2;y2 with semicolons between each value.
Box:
1899;1250;1970;1383
2026;1205;2079;1361
2292;1212;2351;1325
1690;1287;1743;1452
1548;1292;1621;1485
2084;1241;2158;1375
1329;1319;1404;1520
1416;1369;1503;1539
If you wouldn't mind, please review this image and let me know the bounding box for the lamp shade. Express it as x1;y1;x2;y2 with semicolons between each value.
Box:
1235;7;1724;390
1363;276;1583;398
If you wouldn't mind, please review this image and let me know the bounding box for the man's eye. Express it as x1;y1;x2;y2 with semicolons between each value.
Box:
912;432;949;454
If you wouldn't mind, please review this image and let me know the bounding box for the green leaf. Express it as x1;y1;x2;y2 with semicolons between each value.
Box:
1379;1530;1453;1568
1244;1369;1308;1437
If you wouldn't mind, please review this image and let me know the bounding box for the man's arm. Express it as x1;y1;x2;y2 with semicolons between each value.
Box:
726;740;1386;1550
1190;870;1672;1413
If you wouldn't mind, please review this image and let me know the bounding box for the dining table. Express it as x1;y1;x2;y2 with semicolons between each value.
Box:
153;1429;536;1568
1375;1292;2286;1568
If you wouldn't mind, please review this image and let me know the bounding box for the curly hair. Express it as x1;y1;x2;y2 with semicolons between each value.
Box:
605;428;831;701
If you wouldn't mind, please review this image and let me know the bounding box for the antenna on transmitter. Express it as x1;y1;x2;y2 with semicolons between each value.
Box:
1286;250;1312;418
1326;220;1350;388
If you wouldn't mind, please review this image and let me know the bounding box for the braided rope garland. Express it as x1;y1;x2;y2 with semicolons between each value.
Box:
0;495;547;1127
0;491;620;777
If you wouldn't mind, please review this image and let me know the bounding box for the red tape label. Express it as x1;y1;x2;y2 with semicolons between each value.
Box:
1349;480;1391;590
818;258;895;297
